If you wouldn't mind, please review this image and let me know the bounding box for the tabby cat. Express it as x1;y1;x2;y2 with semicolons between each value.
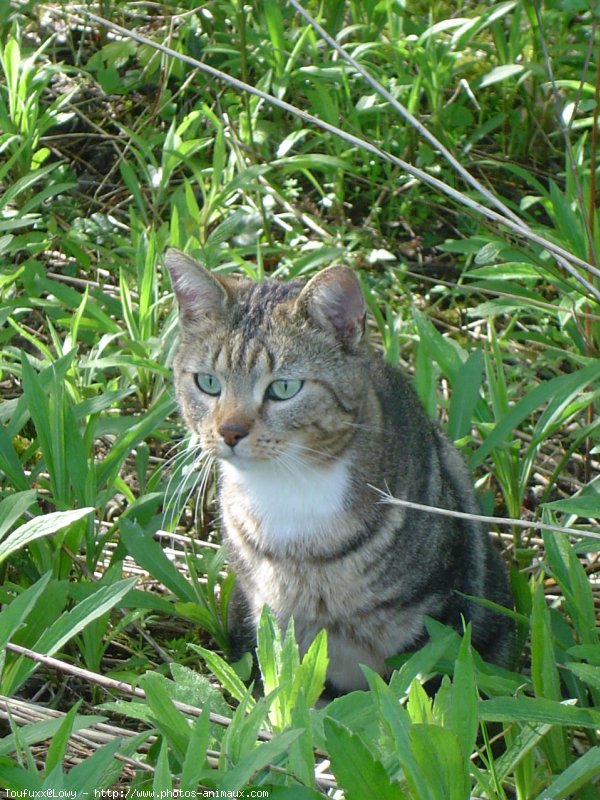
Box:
165;248;512;694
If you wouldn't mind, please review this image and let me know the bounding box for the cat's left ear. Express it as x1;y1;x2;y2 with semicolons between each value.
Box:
296;266;366;348
164;248;228;320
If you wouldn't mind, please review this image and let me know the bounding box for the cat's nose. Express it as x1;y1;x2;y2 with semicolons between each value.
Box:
218;421;250;448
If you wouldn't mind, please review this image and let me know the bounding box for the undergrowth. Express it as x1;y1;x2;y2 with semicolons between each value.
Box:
0;0;599;797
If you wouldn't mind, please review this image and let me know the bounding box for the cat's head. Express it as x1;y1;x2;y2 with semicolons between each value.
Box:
165;249;369;470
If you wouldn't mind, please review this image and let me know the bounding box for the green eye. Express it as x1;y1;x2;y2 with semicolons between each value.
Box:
196;373;221;396
267;379;303;401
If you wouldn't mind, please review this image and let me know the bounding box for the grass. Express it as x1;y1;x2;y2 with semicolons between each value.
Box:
0;0;599;796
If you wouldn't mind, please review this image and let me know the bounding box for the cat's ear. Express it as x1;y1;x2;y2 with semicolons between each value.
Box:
296;266;366;347
165;249;228;319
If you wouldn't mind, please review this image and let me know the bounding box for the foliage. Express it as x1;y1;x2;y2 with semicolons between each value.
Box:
0;0;599;796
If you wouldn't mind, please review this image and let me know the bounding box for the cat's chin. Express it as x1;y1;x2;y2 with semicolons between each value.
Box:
218;451;301;474
216;452;263;471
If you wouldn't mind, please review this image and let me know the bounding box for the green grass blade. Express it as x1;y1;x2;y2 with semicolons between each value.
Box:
470;360;600;469
531;583;561;701
0;489;37;541
293;629;328;708
120;160;148;222
189;644;252;706
534;746;600;800
480;696;600;727
140;672;192;762
288;691;315;789
448;630;479;761
492;721;553;784
34;578;137;655
389;628;456;697
0;755;43;792
530;583;568;771
2;577;135;695
542;496;600;518
543;530;599;646
412;309;466;384
219;729;304;793
119;519;196;603
0;426;30;491
324;717;404;800
220;693;268;766
262;1;285;75
257;605;283;699
180;706;212;792
45;703;80;776
0;572;51;650
0;162;61;209
367;670;435;800
153;739;173;795
19;354;59;492
96;393;176;488
0;713;107;758
64;738;123;793
566;663;600;691
447;349;484;441
408;724;470;800
0;508;93;565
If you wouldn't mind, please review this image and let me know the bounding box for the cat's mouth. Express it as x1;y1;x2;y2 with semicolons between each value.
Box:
216;442;298;471
219;446;251;462
206;431;313;470
217;449;273;473
211;439;263;467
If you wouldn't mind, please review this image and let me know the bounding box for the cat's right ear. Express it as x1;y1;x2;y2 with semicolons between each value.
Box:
165;249;228;320
296;266;366;349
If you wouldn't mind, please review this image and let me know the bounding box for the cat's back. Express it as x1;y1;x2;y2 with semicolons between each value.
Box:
371;360;434;442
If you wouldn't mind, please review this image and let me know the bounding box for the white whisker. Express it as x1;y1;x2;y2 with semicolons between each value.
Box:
273;451;306;480
169;459;211;530
192;456;217;529
340;419;385;434
286;441;332;466
163;439;214;530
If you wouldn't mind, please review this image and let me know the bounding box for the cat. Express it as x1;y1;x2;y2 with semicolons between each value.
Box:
165;248;513;694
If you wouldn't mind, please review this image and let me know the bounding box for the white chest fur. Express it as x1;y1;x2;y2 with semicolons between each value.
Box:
219;455;350;548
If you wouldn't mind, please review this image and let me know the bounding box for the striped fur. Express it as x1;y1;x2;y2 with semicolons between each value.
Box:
166;249;513;693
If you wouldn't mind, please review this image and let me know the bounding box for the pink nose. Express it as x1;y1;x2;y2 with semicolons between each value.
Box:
218;421;250;448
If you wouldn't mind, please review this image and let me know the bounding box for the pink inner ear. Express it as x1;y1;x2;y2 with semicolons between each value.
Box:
171;271;218;311
306;267;366;344
165;250;227;315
